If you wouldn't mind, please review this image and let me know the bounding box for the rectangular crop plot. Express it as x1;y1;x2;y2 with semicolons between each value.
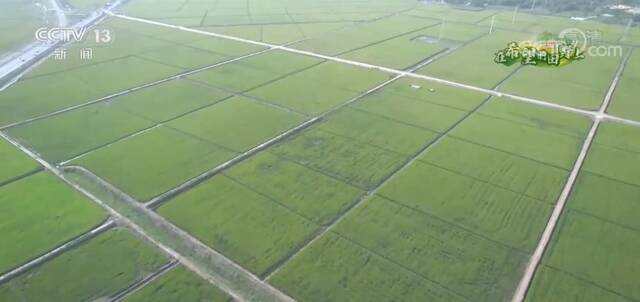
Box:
224;152;363;225
187;50;323;93
197;25;263;43
199;22;347;45
0;137;39;185
333;196;528;302
527;122;640;302
624;27;640;45
269;232;467;302
137;45;233;69
73;126;236;201
184;36;266;57
608;50;640;120
246;61;391;114
107;79;232;122
405;7;499;23
262;23;351;45
476;98;592;138
270;127;407;189
378;160;552;251
318;107;438;155
0;56;181;127
570;20;629;44
339;21;444;70
420;137;568;203
168;95;306;151
525;266;633;302
0;172;106;274
537;211;640;301
476;12;575;36
568;172;640;235
0;228;169;301
583;123;640;186
417;31;529;88
349;78;485;132
7;79;232;163
339;21;490;70
7;102;156;163
499;50;623;110
158;175;318;276
291;15;436;55
124;266;232;302
449;109;585;170
378;77;488;111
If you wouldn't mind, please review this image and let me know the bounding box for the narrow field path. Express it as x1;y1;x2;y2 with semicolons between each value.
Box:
0;46;275;131
110;259;179;302
511;47;634;302
0;219;115;284
263;57;523;283
50;0;69;27
58;53;324;166
109;12;640;129
62;165;293;302
145;28;472;209
0;129;289;301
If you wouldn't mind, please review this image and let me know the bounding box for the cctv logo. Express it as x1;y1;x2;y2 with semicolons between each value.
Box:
35;27;88;43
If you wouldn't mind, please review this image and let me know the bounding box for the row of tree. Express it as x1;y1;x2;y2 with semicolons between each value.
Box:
441;0;639;19
433;0;640;26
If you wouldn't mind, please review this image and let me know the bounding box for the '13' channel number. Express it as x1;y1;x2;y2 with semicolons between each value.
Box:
94;29;112;43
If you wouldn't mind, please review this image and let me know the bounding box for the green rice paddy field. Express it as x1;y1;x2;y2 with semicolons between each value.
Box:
1;0;639;301
0;172;106;275
124;266;232;302
0;135;39;184
0;228;169;301
499;48;626;110
608;49;640;120
267;100;590;302
527;123;640;302
417;30;528;88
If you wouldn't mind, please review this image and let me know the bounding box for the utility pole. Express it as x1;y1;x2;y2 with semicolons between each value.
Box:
512;5;519;24
621;19;633;42
34;2;48;24
530;0;537;11
489;15;495;34
439;17;446;41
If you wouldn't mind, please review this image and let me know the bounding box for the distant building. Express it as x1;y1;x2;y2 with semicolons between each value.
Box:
609;4;632;10
570;16;596;21
627;7;640;14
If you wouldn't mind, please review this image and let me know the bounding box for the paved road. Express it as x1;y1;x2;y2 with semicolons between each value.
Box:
0;1;121;90
50;0;69;27
63;165;293;302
